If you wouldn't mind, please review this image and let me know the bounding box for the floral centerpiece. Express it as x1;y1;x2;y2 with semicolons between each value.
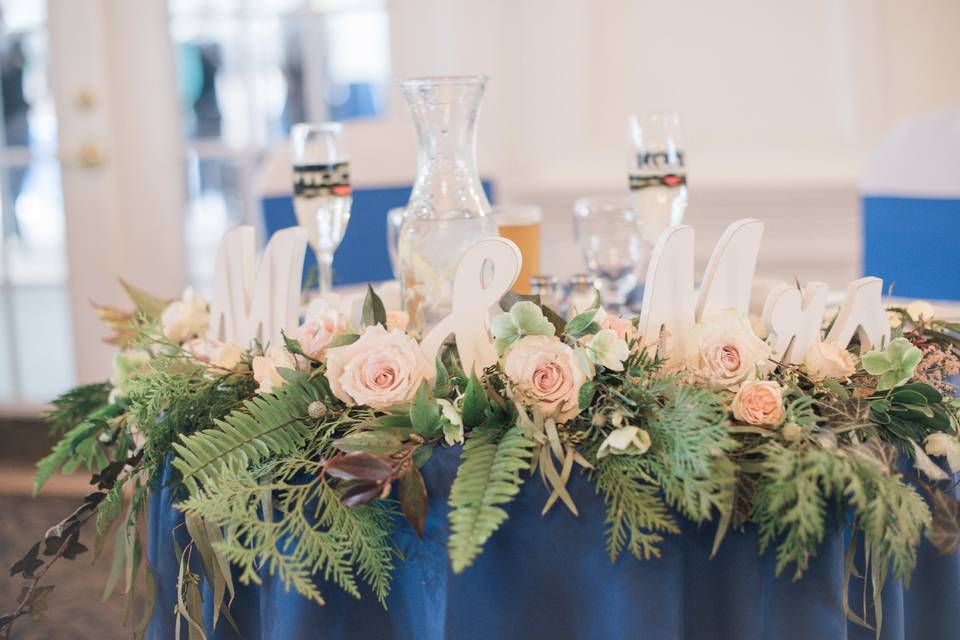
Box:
4;283;960;638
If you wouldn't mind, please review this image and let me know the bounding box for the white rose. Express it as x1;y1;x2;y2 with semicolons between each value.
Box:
925;432;960;474
501;335;592;423
161;288;209;343
597;426;651;458
693;309;771;389
252;346;302;394
325;325;434;410
803;340;857;381
906;300;935;323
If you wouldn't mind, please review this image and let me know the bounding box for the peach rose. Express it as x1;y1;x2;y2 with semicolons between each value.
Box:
694;310;771;389
324;324;433;409
297;311;349;361
386;310;410;333
593;308;637;344
501;335;592;423
731;381;785;427
252;346;302;394
804;339;857;381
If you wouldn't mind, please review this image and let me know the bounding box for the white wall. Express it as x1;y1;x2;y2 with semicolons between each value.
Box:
338;0;960;194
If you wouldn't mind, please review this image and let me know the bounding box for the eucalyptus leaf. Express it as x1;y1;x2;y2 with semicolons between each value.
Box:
410;383;441;439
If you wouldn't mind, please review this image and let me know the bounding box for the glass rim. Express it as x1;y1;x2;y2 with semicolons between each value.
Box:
492;204;543;226
396;75;489;88
292;121;343;135
573;194;634;215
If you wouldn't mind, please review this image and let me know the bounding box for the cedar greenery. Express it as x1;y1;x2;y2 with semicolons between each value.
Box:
9;286;960;639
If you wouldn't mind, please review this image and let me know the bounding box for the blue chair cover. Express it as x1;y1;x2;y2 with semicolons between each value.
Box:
861;108;960;300
863;196;960;300
148;446;960;640
261;181;496;287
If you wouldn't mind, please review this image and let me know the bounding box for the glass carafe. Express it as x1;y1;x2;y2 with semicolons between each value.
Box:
397;76;500;334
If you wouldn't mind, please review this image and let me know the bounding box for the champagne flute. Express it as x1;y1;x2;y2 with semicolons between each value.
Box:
291;122;352;295
627;112;687;245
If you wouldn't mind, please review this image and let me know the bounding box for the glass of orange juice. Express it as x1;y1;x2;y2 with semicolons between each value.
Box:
493;205;543;294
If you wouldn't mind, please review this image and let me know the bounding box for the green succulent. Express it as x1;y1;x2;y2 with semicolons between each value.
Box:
861;337;923;391
490;301;555;355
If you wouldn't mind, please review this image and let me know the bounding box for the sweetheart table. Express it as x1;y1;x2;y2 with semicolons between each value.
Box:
147;446;960;640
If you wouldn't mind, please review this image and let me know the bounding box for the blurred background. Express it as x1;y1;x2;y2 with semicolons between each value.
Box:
0;0;957;410
0;1;956;635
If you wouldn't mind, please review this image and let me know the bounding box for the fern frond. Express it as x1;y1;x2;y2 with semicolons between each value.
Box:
447;424;534;573
594;455;679;561
171;374;321;494
46;382;111;434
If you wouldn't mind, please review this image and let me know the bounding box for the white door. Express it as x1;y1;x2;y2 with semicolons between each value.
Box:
0;0;188;412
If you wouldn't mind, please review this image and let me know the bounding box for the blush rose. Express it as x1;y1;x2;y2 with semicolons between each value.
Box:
501;335;592;423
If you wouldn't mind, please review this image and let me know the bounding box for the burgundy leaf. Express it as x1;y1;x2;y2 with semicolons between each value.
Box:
398;467;428;538
10;542;43;579
339;480;385;507
929;489;960;555
325;452;393;483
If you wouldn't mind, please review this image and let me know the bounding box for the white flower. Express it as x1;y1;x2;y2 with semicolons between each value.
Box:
692;309;771;389
583;329;630;371
887;310;904;329
325;325;434;410
161;288;209;343
597;426;651;459
906;300;935;323
436;399;464;445
252;346;301;394
924;432;960;474
185;338;244;370
804;340;857;381
501;335;592;423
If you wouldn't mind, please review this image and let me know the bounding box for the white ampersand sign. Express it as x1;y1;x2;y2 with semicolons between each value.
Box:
421;238;522;375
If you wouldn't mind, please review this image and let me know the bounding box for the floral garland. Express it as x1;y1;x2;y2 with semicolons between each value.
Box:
4;283;960;638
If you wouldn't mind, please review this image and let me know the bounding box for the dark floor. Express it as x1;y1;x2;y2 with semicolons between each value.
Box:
0;494;133;639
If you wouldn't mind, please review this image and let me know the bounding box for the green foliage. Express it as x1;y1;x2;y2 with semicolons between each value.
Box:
753;440;930;582
171;371;323;495
45;382;111;435
34;403;123;495
640;380;737;523
594;454;679;561
363;284;387;328
177;465;398;606
447;424;534;573
124;352;256;486
490;301;555;355
861;337;923;391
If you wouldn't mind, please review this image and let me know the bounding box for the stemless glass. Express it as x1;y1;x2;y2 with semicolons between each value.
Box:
291;122;353;295
627;112;687;245
573;195;648;312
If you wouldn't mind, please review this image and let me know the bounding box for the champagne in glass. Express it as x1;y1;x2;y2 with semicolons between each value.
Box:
627;112;687;245
291;122;353;295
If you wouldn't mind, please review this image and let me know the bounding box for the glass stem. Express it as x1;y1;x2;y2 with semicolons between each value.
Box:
318;251;334;296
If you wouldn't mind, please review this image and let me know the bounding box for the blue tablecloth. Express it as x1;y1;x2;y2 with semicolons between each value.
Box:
147;446;960;640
